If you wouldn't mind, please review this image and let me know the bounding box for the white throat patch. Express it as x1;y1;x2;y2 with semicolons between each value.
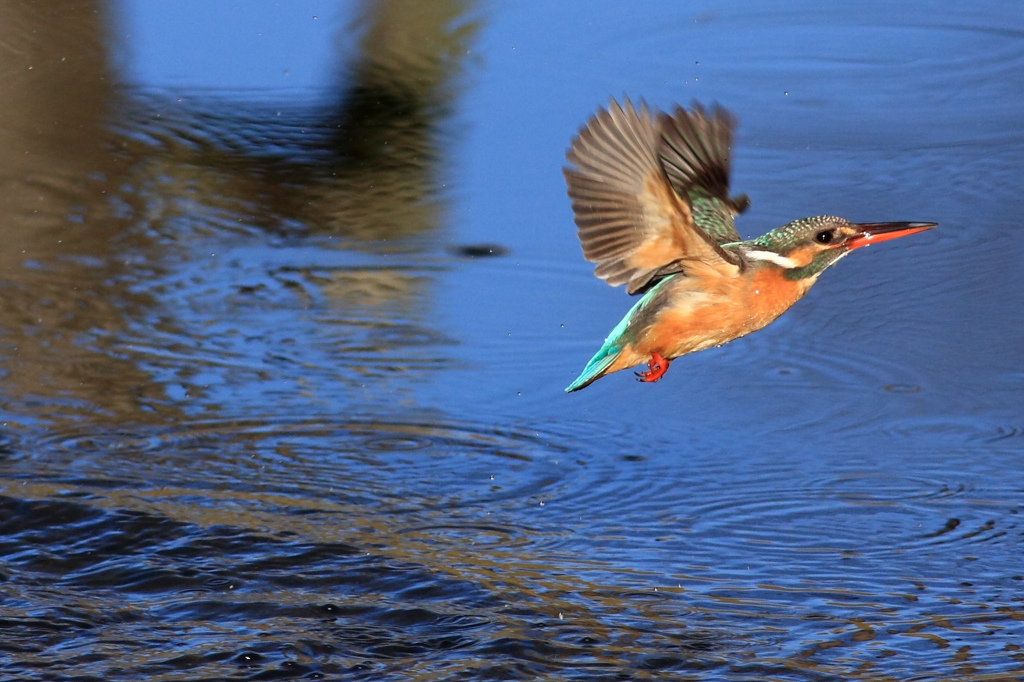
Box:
744;250;800;269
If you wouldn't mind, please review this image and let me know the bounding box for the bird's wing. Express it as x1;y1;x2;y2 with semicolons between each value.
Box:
564;98;740;295
658;103;748;245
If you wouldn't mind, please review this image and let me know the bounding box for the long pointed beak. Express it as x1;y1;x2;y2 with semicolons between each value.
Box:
846;221;937;250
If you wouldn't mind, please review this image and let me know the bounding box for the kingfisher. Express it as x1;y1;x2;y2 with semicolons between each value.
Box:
564;98;935;392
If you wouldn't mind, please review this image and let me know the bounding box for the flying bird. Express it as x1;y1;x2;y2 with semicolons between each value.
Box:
564;98;935;392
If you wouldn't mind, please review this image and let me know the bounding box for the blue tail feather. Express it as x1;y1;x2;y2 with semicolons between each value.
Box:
564;276;673;393
565;340;621;392
565;294;640;392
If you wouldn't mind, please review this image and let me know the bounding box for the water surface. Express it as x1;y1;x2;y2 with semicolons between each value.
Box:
1;1;1022;679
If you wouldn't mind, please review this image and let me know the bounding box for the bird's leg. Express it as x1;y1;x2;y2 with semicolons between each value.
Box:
634;351;670;383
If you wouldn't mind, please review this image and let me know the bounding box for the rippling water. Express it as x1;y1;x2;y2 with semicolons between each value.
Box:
0;1;1022;680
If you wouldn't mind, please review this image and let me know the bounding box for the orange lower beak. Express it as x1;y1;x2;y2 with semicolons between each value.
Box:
847;221;937;250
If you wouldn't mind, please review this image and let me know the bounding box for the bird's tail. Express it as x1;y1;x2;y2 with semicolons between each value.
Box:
565;339;621;392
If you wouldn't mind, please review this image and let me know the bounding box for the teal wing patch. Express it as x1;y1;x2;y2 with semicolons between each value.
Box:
658;104;749;245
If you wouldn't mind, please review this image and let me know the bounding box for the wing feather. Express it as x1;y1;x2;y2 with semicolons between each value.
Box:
658;103;748;245
564;98;739;295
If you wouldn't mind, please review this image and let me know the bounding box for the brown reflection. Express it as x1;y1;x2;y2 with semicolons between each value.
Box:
0;0;477;426
307;0;477;239
0;1;154;421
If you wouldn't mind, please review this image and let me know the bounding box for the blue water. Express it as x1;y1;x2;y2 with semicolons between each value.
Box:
0;1;1022;679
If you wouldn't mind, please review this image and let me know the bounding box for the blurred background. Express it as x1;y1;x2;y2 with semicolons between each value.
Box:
0;1;1022;679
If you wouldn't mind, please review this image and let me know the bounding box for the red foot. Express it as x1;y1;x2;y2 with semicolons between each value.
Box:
634;352;670;383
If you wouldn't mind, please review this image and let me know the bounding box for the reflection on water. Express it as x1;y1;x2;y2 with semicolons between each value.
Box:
1;0;1023;680
0;0;472;426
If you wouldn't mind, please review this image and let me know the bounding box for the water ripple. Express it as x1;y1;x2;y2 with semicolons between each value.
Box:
21;416;575;516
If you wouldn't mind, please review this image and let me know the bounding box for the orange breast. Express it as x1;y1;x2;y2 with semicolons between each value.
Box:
634;265;808;360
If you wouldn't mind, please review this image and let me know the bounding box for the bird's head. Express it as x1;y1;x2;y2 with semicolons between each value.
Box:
744;215;936;282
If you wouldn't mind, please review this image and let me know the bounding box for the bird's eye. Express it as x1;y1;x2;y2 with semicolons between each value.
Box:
815;230;834;245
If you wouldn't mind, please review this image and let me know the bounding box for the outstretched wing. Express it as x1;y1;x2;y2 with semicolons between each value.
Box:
564;98;739;295
659;103;749;245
